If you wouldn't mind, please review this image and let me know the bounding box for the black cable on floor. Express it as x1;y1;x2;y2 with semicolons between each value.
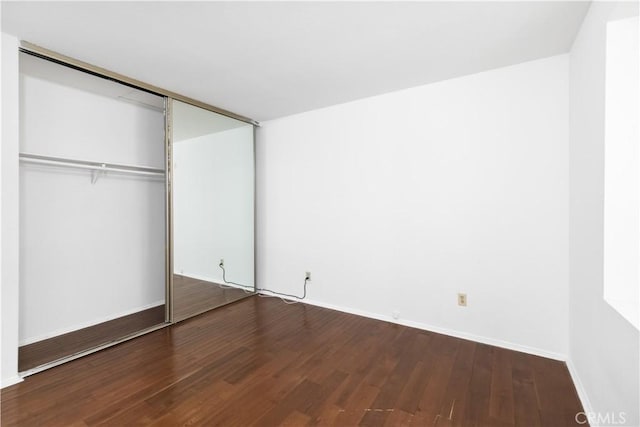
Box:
219;263;308;301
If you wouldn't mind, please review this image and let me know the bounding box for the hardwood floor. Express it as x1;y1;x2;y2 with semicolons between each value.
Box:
173;274;252;321
18;305;166;372
2;296;586;426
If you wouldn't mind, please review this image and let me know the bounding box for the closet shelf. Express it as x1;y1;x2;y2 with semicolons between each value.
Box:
19;153;165;182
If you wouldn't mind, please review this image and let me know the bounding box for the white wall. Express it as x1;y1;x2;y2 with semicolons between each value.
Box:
173;126;254;287
257;54;570;358
1;33;22;387
18;55;166;345
569;2;640;425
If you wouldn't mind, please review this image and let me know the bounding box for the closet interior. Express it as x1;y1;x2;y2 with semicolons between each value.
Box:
18;52;167;372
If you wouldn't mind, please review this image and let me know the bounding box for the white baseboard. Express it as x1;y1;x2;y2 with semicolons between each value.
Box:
176;272;222;284
258;291;567;361
19;300;165;346
1;375;23;389
566;359;594;419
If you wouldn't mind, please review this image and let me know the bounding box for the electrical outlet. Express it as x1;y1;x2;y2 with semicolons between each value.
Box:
219;258;224;267
458;293;467;307
305;271;311;281
392;310;400;320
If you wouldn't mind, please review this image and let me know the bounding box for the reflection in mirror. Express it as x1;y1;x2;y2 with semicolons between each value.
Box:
171;100;255;321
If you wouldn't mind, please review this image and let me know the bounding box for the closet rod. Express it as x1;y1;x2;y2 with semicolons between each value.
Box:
19;153;165;177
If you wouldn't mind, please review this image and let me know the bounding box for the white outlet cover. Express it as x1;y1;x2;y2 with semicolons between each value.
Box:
392;311;400;319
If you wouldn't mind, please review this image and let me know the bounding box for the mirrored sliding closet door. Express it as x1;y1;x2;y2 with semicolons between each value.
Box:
170;99;255;321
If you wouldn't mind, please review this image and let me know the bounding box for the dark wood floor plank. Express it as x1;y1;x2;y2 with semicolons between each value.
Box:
531;355;585;427
360;328;431;425
1;296;587;427
252;378;322;426
412;334;461;426
281;410;312;426
463;343;495;427
489;347;516;426
332;382;381;426
383;408;416;427
511;351;543;427
437;339;477;427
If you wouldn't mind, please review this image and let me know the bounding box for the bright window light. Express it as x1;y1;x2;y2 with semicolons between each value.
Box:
603;15;639;330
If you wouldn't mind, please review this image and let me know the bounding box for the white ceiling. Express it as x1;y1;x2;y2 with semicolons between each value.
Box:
2;1;590;122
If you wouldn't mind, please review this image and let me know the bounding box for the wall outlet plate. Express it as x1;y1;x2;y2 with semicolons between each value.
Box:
305;271;311;280
458;293;467;307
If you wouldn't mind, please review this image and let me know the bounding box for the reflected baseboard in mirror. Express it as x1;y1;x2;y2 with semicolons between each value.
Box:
172;275;253;322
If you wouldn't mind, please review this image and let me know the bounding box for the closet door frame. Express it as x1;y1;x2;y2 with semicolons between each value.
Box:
19;42;258;126
17;41;259;374
165;98;173;322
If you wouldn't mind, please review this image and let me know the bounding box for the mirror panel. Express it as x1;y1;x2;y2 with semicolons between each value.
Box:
171;99;255;321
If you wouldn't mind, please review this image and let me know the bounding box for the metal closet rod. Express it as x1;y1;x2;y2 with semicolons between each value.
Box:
19;153;165;177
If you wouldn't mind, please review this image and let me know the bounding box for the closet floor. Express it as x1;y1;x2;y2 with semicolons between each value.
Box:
173;274;252;321
18;305;166;372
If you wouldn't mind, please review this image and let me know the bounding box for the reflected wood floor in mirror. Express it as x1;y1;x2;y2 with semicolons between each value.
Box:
173;274;252;321
18;305;165;372
3;296;585;426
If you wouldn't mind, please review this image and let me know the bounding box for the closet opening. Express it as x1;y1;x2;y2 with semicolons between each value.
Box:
18;51;168;373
